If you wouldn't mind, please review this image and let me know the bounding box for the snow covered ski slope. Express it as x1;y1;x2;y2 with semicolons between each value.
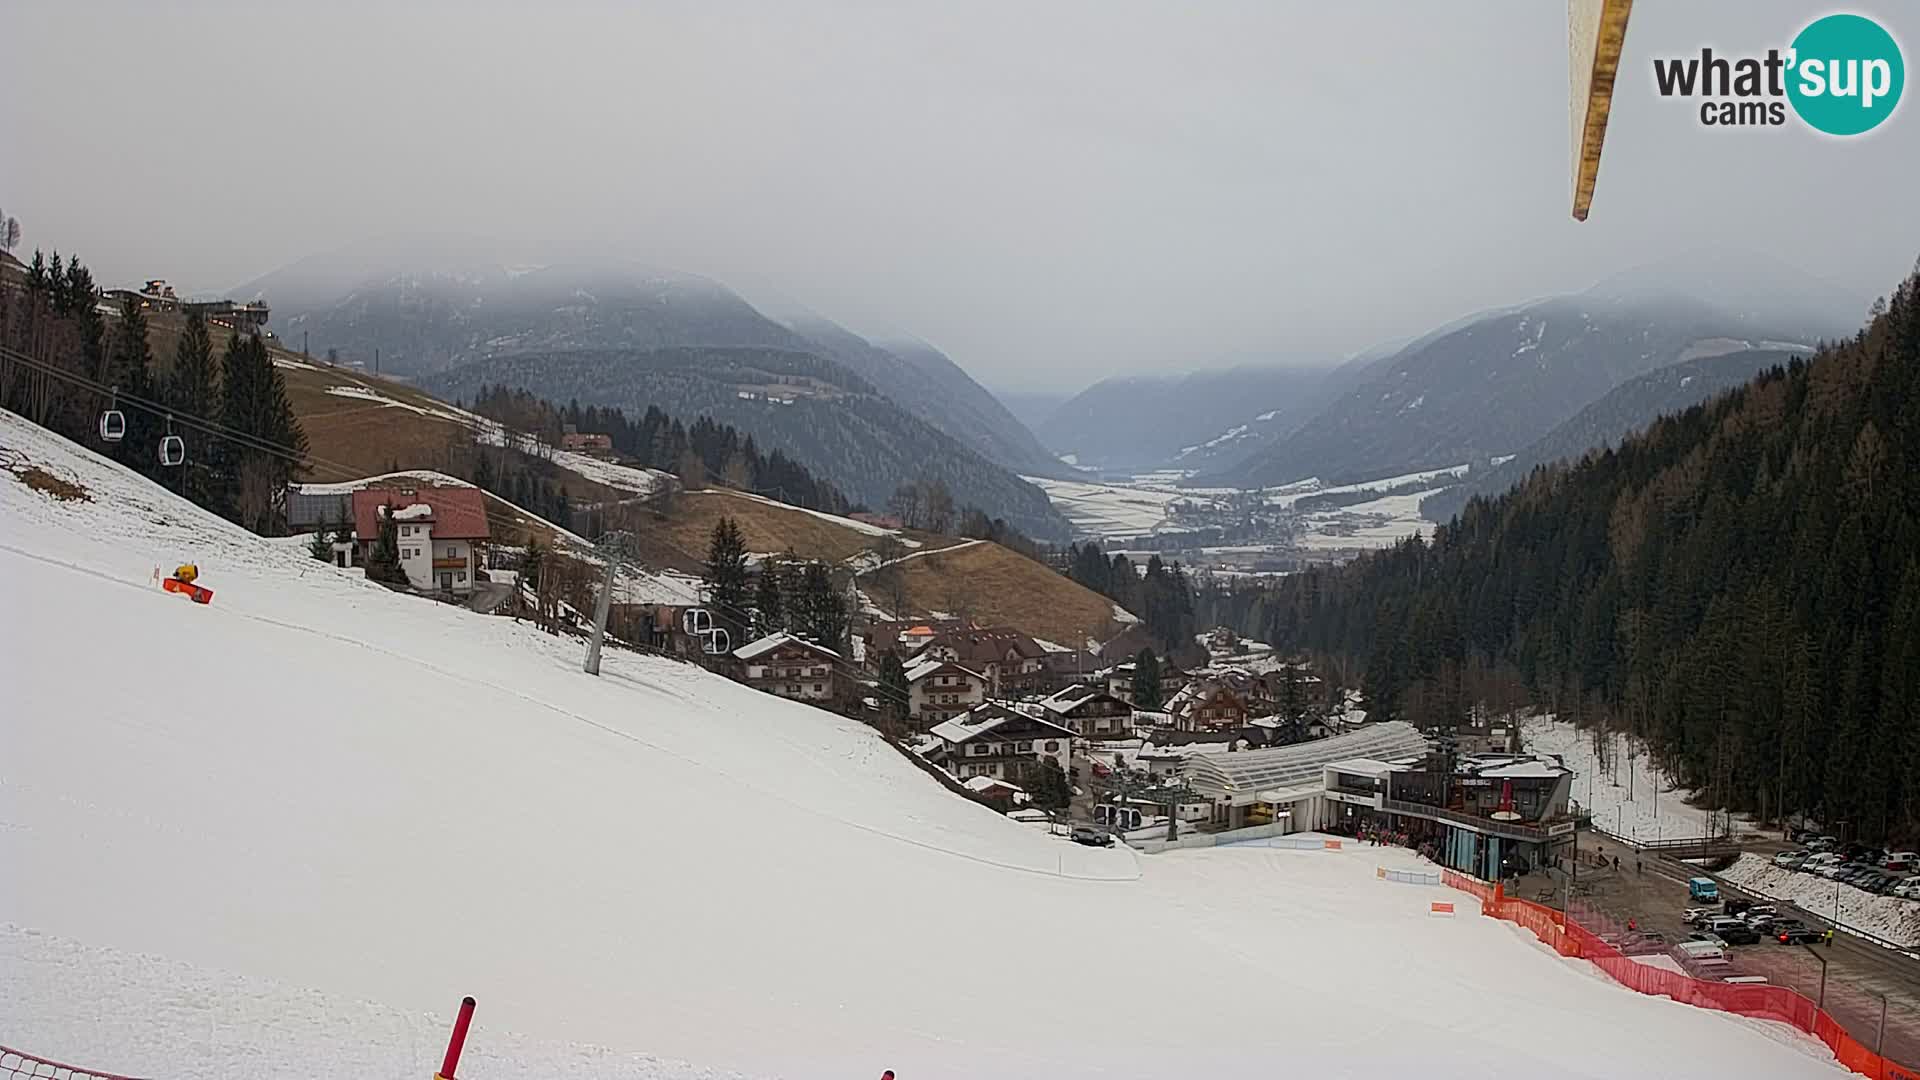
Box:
0;410;1846;1078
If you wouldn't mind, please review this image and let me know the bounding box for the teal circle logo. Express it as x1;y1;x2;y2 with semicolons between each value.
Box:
1787;14;1904;135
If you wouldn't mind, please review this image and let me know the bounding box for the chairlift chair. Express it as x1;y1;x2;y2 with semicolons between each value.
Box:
702;627;732;656
683;608;715;636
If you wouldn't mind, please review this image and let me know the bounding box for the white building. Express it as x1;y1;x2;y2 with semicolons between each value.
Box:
905;657;989;727
927;703;1075;783
351;486;491;595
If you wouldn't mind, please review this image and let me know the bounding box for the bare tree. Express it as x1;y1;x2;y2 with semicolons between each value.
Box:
0;214;20;253
888;482;924;530
924;477;955;534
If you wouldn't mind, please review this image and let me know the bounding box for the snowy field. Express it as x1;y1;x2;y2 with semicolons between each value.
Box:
1028;467;1465;551
1720;854;1920;948
1522;715;1763;842
0;410;1845;1078
1293;487;1441;550
1021;475;1192;539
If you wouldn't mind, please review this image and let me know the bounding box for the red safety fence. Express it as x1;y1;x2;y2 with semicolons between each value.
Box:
1;1045;146;1080
1440;871;1920;1080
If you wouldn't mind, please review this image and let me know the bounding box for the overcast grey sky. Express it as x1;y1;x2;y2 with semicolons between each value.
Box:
3;1;1914;390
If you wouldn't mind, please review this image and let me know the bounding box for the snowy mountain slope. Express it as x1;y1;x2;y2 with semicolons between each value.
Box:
0;410;1843;1079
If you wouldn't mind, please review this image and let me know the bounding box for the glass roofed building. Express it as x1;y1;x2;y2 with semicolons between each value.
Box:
1182;721;1430;831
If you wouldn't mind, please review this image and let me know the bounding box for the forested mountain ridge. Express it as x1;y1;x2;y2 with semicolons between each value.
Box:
1209;291;1836;490
246;252;1060;477
1040;363;1337;473
1419;346;1808;522
426;346;1070;540
781;318;1066;477
1249;262;1920;842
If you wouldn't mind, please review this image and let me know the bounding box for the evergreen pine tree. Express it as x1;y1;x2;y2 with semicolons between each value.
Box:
104;295;158;477
363;506;409;586
878;650;911;733
703;516;751;632
168;311;220;508
754;558;786;636
797;560;848;650
1132;647;1163;710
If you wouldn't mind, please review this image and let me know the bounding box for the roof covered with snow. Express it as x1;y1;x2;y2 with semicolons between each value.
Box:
904;657;984;684
733;632;842;662
929;704;1075;745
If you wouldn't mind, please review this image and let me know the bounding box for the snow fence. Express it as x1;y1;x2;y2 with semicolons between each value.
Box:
2;1044;145;1080
1439;872;1920;1080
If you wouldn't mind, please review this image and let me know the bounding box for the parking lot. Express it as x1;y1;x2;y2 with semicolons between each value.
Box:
1513;838;1920;1067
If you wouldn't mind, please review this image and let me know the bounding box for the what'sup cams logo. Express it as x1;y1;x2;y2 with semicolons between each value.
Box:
1653;13;1904;134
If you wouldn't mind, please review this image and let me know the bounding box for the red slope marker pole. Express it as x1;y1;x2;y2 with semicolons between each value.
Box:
436;996;477;1080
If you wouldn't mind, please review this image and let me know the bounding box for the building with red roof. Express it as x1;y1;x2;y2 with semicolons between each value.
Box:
351;486;491;594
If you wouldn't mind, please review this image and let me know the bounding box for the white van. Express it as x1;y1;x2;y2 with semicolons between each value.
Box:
1675;939;1728;963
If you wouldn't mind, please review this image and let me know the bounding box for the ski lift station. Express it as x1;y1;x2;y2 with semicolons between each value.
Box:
1180;721;1576;880
1181;721;1430;832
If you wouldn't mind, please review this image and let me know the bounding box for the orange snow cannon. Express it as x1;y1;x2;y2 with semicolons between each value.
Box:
160;563;214;604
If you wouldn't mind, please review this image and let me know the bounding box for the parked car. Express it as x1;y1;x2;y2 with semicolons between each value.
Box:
1724;898;1753;917
1807;836;1839;852
1070;825;1114;847
1882;852;1918;872
1773;850;1809;869
1683;907;1719;927
1893;879;1920;899
1687;931;1729;949
1816;862;1849;879
1777;922;1823;945
1868;875;1899;895
1707;917;1760;945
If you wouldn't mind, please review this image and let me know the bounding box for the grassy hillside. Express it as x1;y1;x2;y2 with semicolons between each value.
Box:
207;329;1130;640
874;539;1129;645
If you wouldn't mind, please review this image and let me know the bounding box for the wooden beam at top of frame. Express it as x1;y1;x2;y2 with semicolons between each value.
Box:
1570;0;1635;221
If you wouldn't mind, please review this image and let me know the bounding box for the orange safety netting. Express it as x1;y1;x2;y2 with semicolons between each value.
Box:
2;1045;146;1080
1439;871;1920;1080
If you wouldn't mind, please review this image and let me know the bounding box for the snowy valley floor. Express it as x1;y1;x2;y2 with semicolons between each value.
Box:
0;410;1849;1078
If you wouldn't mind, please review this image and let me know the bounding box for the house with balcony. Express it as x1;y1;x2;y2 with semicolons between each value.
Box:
733;633;844;704
926;702;1075;784
1163;680;1250;733
909;626;1051;695
905;657;989;728
1027;683;1134;738
350;486;490;594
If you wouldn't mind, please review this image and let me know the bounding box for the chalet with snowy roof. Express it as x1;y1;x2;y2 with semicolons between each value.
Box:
1029;684;1134;738
910;627;1051;695
732;633;844;704
926;703;1075;784
1163;680;1250;734
351;486;491;594
904;656;988;728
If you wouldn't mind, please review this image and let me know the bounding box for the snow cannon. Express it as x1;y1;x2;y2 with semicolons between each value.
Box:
158;563;214;604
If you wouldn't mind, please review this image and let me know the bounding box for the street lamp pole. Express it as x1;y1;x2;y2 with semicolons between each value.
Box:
1800;943;1829;1013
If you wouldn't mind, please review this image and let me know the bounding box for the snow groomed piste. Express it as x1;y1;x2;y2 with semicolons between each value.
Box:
0;408;1851;1078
